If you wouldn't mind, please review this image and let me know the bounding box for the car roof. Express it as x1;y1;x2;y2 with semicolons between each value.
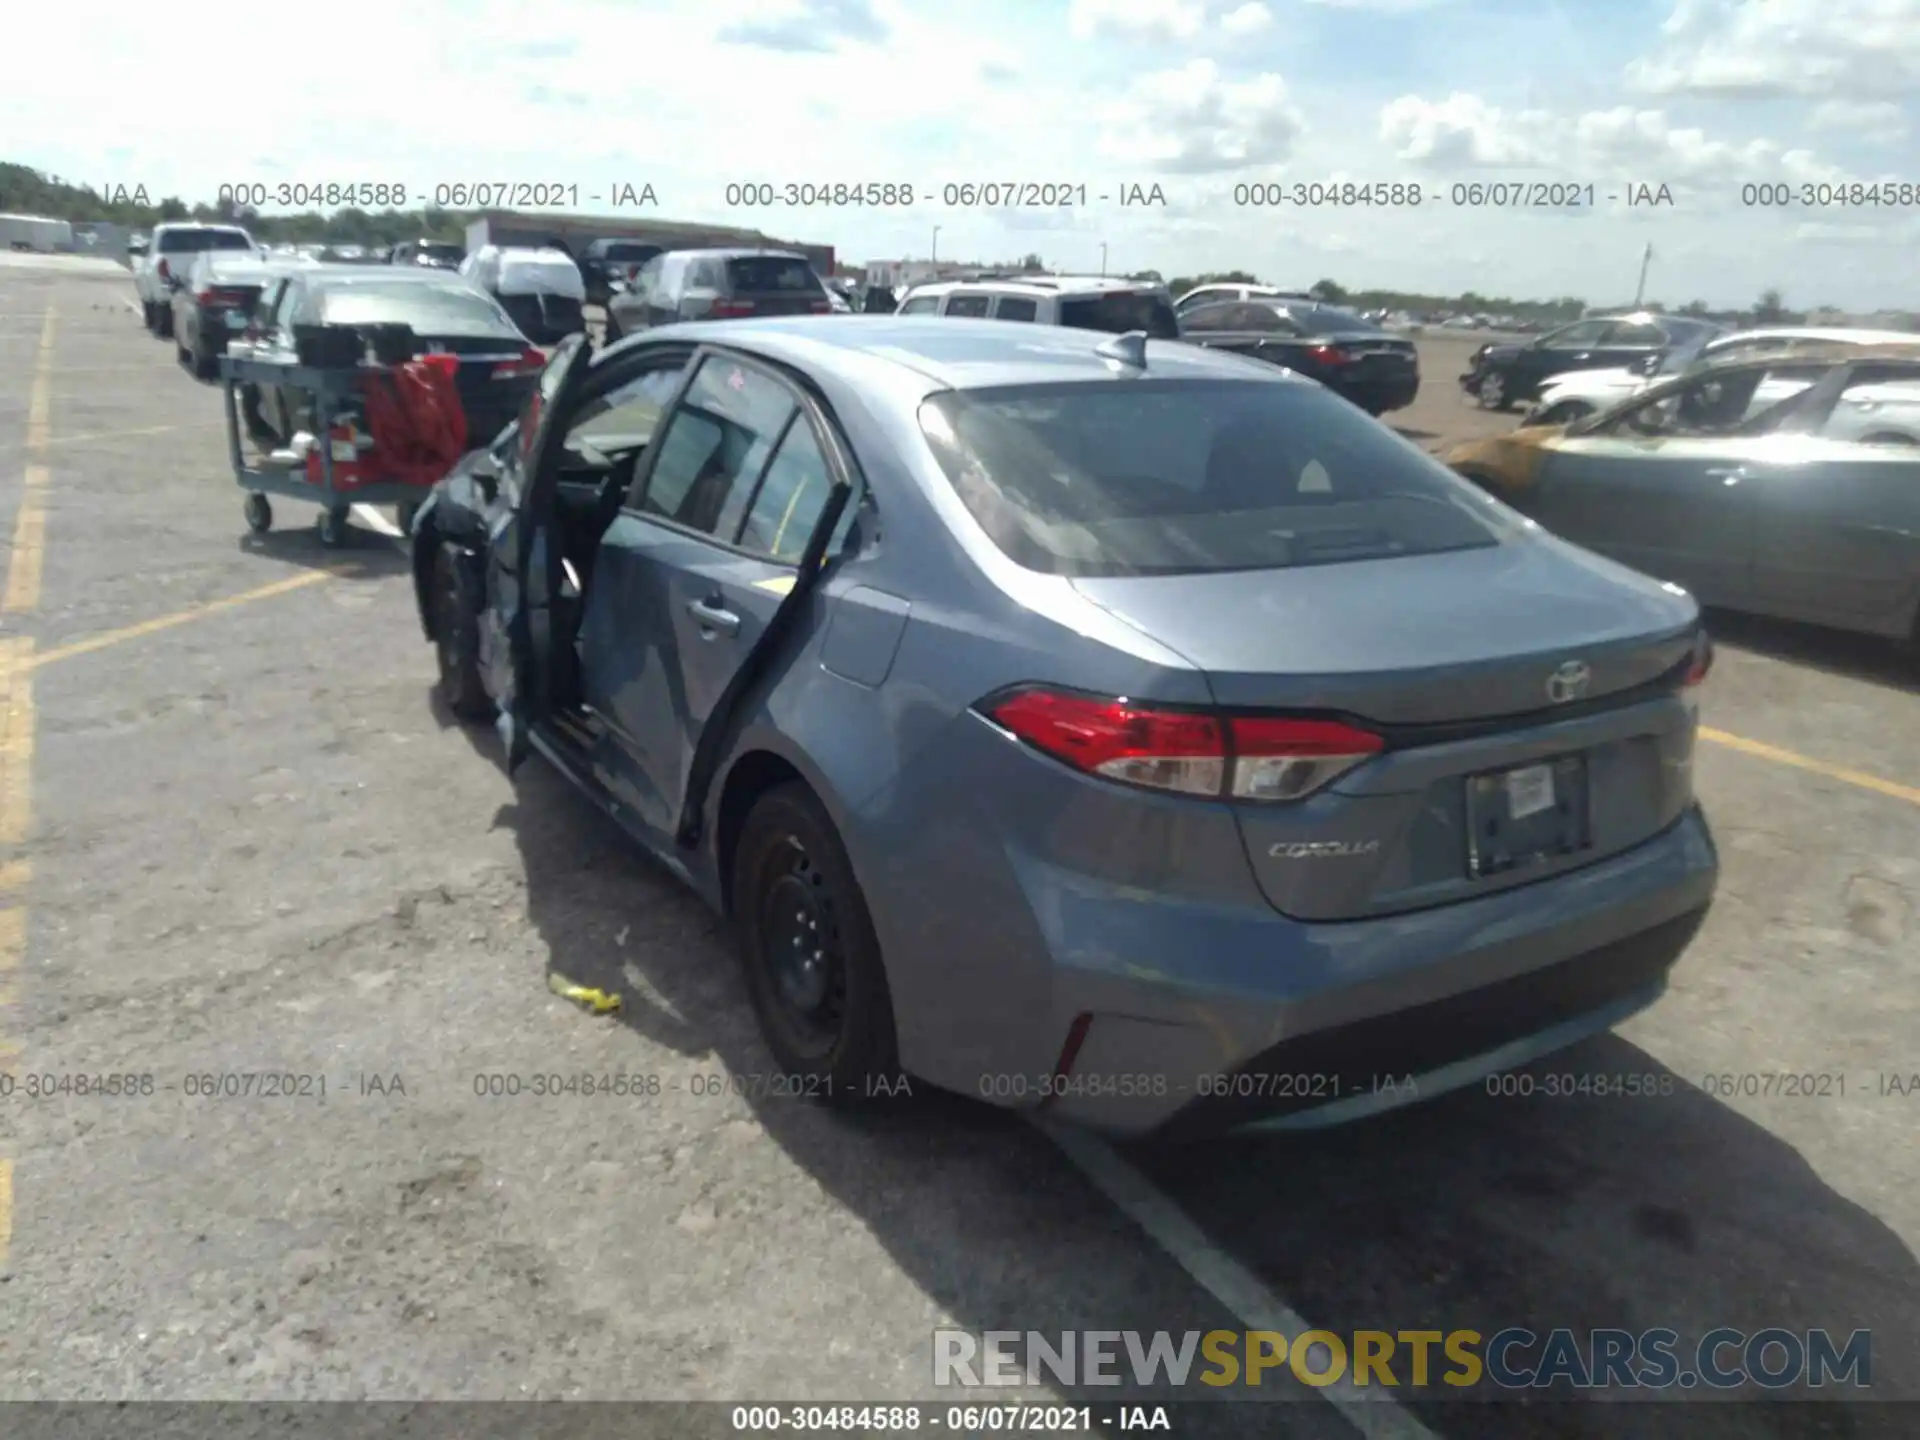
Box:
1710;326;1919;346
660;246;806;261
906;276;1164;298
595;314;1297;392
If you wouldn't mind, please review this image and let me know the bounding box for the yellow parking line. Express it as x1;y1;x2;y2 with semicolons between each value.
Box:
10;568;346;676
0;423;180;455
1;467;46;614
1700;727;1920;809
0;303;52;1272
0;638;35;848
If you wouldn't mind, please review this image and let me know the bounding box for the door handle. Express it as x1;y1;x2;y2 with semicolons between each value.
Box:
686;597;741;637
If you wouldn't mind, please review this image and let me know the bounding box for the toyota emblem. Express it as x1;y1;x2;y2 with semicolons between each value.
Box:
1546;660;1592;704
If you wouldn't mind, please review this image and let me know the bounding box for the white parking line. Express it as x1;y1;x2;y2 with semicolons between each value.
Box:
1037;1121;1440;1439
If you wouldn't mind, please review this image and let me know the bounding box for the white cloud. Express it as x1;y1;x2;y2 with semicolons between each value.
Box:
1066;0;1205;41
1220;2;1273;34
1379;94;1554;167
1626;0;1920;100
1381;92;1851;194
1100;60;1306;174
1299;0;1457;9
1808;99;1910;143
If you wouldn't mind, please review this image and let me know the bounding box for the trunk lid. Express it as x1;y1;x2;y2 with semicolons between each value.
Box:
1071;536;1703;920
418;334;534;448
1325;331;1417;382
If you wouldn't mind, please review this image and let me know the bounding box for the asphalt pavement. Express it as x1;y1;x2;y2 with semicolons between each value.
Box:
0;265;1914;1438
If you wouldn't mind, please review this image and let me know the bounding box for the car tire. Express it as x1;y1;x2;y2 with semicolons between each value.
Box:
176;336;192;368
430;542;493;721
192;347;218;381
1477;373;1509;410
141;301;157;333
157;307;174;339
732;782;901;1103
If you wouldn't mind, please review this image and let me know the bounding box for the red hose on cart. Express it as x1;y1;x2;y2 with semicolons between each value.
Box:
304;354;469;490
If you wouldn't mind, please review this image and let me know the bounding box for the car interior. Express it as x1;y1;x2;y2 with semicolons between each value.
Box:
1606;364;1825;439
527;352;853;709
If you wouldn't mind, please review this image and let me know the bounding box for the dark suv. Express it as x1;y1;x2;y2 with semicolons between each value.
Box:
580;238;665;307
602;248;831;341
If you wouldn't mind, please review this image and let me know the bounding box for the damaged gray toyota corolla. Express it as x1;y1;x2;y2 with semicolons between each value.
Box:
409;316;1718;1142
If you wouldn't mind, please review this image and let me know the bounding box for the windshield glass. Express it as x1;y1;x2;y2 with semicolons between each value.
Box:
316;284;515;334
1058;291;1180;339
159;228;252;253
919;379;1508;577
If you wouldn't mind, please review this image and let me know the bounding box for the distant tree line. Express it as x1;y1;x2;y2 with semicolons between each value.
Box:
1;163;468;247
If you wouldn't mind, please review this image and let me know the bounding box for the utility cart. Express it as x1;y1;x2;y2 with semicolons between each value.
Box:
218;347;443;547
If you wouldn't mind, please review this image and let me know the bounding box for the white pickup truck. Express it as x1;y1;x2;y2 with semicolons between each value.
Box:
135;222;255;337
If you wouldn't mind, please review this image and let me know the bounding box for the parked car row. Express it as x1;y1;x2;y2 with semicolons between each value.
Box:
890;276;1424;416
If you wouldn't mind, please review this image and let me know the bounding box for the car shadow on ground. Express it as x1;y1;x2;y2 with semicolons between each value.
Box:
1705;608;1917;696
443;710;1916;1439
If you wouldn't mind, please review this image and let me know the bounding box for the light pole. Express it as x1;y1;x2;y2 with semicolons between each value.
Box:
1099;242;1108;276
1632;242;1653;308
931;225;941;265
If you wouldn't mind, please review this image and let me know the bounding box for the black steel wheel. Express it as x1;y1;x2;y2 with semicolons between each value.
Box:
431;542;492;720
733;783;899;1100
156;305;173;339
243;492;272;534
1477;371;1509;410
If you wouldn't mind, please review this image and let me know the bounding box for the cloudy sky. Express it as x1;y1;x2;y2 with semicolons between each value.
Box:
8;0;1918;308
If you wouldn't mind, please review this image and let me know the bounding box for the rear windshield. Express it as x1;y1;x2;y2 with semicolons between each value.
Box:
601;242;662;263
1283;304;1383;334
1057;291;1180;340
315;284;515;335
726;256;821;293
918;380;1508;577
159;228;253;253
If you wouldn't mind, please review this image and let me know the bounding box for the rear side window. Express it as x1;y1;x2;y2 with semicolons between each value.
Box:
898;295;940;315
918;379;1507;577
994;297;1037;322
1058;291;1180;340
737;421;833;560
638;358;795;535
725;256;820;293
946;294;991;317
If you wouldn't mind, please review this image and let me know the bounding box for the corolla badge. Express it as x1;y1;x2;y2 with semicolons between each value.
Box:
1268;840;1381;860
1546;660;1592;704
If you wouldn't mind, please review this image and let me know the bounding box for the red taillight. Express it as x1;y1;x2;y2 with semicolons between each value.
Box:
1683;632;1713;687
982;687;1382;801
197;286;249;307
809;300;831;313
1306;344;1352;366
493;346;545;378
157;258;171;281
710;299;755;318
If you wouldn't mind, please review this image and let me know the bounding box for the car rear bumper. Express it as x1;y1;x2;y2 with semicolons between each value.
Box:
865;715;1717;1140
1040;808;1712;1139
1338;374;1420;414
